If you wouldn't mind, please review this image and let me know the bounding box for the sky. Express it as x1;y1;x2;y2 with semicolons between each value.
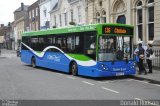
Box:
0;0;36;25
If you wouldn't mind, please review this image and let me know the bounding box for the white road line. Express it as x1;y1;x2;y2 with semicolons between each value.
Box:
132;79;160;87
67;76;76;80
127;79;134;81
101;87;119;94
55;73;63;76
132;79;149;84
82;81;95;86
152;84;160;87
97;81;109;84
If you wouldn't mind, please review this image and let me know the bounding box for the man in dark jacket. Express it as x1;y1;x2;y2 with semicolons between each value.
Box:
146;44;153;73
136;43;147;75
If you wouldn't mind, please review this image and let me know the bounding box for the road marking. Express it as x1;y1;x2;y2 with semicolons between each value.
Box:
132;79;149;84
97;81;109;84
132;79;160;87
101;87;119;94
67;76;76;80
55;73;63;76
152;84;160;87
127;79;134;81
134;98;160;106
82;81;95;86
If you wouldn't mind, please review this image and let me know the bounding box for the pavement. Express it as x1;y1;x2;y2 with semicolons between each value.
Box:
0;49;16;58
0;49;160;84
134;68;160;84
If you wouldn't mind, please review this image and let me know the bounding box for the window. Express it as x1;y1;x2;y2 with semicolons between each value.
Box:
98;36;132;61
99;0;102;6
29;11;31;19
147;0;154;40
84;32;96;60
117;15;126;24
43;9;47;17
31;37;38;51
96;12;100;23
77;7;81;23
36;8;38;16
70;10;73;22
59;14;62;27
22;37;30;50
32;9;35;17
136;1;143;41
101;10;106;23
54;15;56;27
64;12;68;26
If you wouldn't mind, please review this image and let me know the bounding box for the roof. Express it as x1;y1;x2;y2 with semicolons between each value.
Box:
50;0;61;13
51;2;58;11
14;5;29;12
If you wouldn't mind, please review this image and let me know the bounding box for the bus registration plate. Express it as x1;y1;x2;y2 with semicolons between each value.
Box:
116;72;124;76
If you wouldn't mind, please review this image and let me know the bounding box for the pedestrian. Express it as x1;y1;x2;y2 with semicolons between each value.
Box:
146;43;154;73
134;43;147;75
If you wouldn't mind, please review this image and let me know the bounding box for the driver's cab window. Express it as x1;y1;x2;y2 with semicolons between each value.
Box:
98;36;131;61
99;36;116;61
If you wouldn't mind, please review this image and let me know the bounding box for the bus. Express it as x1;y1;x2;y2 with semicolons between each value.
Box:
21;23;136;77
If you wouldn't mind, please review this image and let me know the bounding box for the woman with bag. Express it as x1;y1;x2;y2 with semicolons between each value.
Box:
146;44;154;73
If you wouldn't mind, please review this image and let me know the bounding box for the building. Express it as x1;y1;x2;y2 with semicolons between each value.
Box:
50;0;86;28
28;0;40;31
86;0;159;47
14;3;29;49
0;24;6;48
154;0;160;47
39;0;58;30
4;23;12;49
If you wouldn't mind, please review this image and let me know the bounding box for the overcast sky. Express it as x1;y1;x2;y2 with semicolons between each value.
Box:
0;0;36;25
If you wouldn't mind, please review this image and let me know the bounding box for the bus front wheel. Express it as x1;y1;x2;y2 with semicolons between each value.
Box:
31;57;36;68
70;62;78;76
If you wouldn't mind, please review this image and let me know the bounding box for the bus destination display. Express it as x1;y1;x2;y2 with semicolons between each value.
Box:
102;26;133;35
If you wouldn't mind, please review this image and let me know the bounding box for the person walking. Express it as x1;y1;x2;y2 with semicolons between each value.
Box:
146;44;153;73
134;43;147;75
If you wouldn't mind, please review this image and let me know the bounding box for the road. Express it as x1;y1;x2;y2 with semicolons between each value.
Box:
0;54;160;101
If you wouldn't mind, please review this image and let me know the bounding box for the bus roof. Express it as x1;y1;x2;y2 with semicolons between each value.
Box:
22;23;134;37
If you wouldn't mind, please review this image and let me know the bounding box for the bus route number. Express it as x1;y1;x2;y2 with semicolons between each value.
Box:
105;27;111;34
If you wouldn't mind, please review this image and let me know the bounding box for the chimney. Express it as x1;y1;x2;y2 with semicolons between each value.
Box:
21;2;24;11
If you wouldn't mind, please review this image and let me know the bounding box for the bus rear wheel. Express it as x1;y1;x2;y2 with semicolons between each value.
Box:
70;62;78;76
31;57;36;68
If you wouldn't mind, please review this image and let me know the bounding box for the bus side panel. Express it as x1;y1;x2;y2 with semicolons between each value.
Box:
21;50;34;65
77;65;101;77
35;52;70;73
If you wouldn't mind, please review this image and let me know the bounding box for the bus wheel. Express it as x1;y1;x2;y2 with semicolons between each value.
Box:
31;57;36;68
71;62;78;76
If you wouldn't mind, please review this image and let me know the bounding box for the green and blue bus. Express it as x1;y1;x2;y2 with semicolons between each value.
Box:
21;23;136;77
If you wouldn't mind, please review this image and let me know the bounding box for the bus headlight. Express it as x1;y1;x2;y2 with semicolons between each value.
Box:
131;62;136;69
101;64;109;71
